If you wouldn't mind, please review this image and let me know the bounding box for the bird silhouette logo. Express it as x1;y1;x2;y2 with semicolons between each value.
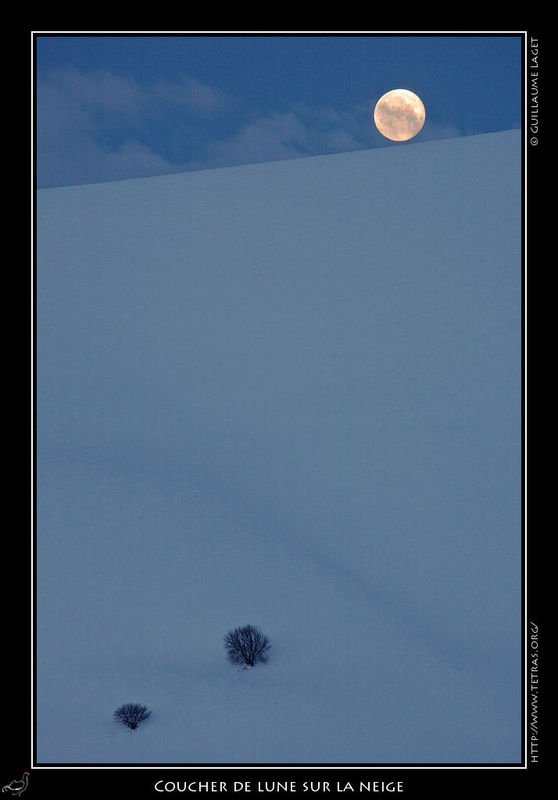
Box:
1;773;29;797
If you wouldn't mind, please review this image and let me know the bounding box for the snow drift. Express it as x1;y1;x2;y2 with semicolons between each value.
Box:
36;130;522;764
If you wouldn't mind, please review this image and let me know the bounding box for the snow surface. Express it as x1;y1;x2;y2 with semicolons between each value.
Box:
36;130;522;764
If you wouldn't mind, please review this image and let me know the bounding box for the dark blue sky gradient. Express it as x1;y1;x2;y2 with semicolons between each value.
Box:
36;34;523;187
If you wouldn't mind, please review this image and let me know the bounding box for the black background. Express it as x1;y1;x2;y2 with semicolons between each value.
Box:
7;28;546;799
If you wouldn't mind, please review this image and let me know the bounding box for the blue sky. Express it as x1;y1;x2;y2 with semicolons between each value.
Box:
36;33;523;188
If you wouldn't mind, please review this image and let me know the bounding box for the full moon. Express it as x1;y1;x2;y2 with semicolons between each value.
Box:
373;89;425;141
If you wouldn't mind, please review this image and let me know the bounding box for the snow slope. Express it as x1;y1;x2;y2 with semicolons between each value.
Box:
36;130;522;764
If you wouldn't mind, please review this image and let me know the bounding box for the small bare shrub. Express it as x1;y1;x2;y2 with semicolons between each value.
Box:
224;624;271;668
114;702;151;730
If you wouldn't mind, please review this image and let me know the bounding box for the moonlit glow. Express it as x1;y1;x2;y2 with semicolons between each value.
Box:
374;89;426;142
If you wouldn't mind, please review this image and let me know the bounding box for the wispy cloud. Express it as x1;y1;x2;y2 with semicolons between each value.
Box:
196;103;377;170
37;67;232;187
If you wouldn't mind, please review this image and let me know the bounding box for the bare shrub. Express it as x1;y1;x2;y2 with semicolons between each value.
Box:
224;624;271;667
113;702;151;730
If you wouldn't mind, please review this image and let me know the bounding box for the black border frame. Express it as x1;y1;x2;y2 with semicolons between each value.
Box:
10;29;545;799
